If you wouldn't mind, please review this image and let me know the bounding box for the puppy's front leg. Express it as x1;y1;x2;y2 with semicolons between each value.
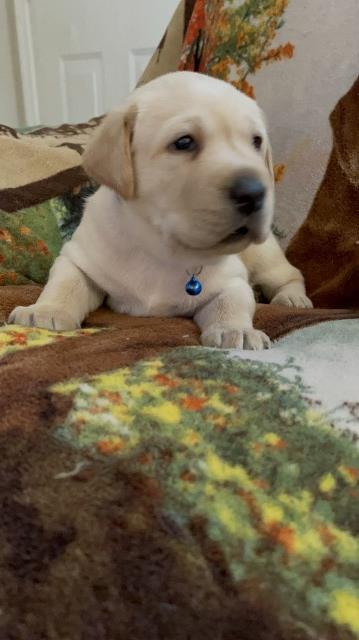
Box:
195;279;271;350
241;233;313;308
9;255;104;330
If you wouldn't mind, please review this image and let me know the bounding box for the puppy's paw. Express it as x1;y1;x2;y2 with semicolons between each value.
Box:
271;290;313;309
8;304;80;331
201;325;271;350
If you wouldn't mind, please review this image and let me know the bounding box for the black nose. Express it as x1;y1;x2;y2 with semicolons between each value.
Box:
229;175;266;215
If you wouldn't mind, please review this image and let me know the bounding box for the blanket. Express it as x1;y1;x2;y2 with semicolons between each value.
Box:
0;286;358;640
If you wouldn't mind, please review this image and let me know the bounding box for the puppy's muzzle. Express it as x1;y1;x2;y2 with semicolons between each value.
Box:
219;174;268;245
228;175;266;215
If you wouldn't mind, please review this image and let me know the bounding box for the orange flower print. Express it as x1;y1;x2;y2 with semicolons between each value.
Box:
179;0;206;72
263;42;294;64
224;384;238;395
100;390;123;403
274;164;286;183
0;229;13;243
0;271;17;285
19;225;31;236
36;239;49;255
180;0;295;111
183;0;206;46
338;465;359;485
155;374;178;389
180;469;197;483
10;332;28;345
181;396;207;411
267;523;296;554
212;415;227;430
233;79;255;99
97;437;125;455
282;42;294;58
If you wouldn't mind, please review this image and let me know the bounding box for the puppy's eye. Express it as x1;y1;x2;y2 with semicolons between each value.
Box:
253;135;263;151
171;135;197;152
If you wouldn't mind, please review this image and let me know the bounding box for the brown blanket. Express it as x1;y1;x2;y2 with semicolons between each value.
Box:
287;75;359;308
1;285;359;640
1;286;357;428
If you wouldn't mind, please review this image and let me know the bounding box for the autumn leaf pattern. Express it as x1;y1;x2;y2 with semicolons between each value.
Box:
180;0;295;99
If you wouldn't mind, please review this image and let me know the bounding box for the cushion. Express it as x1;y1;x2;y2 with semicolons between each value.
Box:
0;122;98;285
0;185;97;285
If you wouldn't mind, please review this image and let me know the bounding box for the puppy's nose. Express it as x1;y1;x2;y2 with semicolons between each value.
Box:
229;175;266;215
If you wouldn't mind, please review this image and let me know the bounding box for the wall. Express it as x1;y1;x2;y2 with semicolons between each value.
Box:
0;0;24;127
253;0;359;244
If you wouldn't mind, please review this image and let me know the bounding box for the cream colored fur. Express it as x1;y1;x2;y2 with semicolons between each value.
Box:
9;72;311;349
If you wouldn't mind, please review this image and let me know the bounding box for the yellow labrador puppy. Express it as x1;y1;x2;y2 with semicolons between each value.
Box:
9;72;312;349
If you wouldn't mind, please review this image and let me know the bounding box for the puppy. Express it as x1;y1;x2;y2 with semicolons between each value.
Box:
9;71;312;349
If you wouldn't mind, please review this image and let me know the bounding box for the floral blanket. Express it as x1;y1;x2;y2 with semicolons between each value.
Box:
0;287;358;640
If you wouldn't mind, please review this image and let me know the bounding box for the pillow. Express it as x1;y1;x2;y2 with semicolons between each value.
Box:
0;184;97;286
0;122;99;285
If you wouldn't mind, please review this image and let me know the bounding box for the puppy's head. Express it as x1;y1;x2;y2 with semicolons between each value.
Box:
83;71;274;257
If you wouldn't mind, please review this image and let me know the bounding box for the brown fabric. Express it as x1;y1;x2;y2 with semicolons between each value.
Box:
1;284;358;354
0;288;199;431
0;285;358;640
27;117;103;142
287;76;359;308
0;165;88;213
0;326;198;434
0;421;301;640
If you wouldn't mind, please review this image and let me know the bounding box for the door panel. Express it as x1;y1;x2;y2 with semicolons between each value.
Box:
15;0;179;125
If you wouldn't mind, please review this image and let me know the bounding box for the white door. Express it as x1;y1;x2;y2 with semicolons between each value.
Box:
14;0;179;126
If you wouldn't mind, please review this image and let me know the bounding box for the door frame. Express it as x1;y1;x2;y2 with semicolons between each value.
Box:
13;0;40;126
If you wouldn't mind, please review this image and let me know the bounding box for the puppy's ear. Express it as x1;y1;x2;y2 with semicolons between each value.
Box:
82;104;137;199
330;77;359;186
265;139;275;185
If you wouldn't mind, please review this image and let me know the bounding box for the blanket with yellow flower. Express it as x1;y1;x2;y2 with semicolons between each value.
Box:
0;286;358;640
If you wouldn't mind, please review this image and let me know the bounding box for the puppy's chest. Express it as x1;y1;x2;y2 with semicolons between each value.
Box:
105;254;244;317
106;260;202;316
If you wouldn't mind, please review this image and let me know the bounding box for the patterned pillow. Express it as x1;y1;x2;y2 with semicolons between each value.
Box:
0;184;97;285
0;121;99;285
